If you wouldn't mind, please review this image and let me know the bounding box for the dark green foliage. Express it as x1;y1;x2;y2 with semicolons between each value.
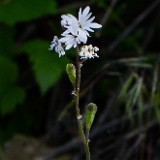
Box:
22;39;69;94
0;56;25;115
0;0;61;144
0;26;14;56
0;0;57;25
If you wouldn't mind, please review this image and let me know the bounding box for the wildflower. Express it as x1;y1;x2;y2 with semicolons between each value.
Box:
61;14;78;28
61;6;102;34
79;45;99;59
49;6;102;55
60;28;87;50
60;6;102;49
49;36;65;57
78;6;102;33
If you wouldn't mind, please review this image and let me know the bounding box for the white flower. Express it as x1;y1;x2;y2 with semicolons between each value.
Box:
49;6;102;56
49;36;65;57
79;45;99;59
61;14;78;28
78;6;102;33
61;6;102;34
60;34;79;50
60;6;102;49
60;27;88;50
60;15;88;49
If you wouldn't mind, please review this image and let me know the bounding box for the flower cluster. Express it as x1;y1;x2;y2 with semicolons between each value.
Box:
49;6;102;59
49;36;65;57
79;45;99;59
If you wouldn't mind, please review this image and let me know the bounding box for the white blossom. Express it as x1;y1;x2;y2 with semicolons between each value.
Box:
79;45;99;59
49;6;102;57
78;6;102;33
49;36;65;57
60;6;102;49
61;6;102;34
60;34;79;50
61;14;78;28
60;27;88;50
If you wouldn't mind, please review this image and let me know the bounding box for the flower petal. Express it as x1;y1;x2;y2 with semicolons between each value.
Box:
82;6;90;17
89;23;102;29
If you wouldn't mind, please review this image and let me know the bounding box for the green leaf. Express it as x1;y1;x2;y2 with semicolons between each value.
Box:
85;103;97;139
0;86;26;115
125;77;143;123
0;55;18;88
154;94;160;123
0;55;26;115
137;91;143;125
66;63;76;86
0;0;57;25
22;39;69;94
0;25;14;56
132;78;143;105
151;64;158;102
118;73;134;101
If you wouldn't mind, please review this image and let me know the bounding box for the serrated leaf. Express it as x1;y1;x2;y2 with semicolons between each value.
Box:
0;86;25;115
22;39;69;94
0;0;57;25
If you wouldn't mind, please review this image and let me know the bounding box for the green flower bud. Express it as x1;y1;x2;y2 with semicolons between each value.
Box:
85;103;97;139
66;63;76;85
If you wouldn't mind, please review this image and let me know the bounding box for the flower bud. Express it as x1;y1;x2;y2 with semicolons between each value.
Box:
66;63;76;85
85;103;97;139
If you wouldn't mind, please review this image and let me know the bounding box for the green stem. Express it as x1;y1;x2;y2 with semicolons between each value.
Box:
75;50;81;117
75;49;91;160
78;119;90;160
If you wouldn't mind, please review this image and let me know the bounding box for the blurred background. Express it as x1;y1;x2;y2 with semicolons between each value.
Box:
0;0;160;160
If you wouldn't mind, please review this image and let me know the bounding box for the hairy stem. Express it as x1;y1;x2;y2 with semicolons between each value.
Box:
75;49;91;160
